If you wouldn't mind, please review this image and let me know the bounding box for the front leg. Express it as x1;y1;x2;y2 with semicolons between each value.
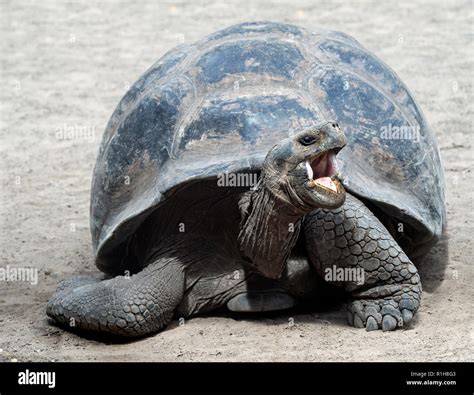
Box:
47;258;185;337
304;193;422;331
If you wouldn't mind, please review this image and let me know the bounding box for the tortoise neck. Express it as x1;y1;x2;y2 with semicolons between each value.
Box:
237;177;308;279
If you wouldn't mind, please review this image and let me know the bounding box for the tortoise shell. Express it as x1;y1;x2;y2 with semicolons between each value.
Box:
91;22;445;273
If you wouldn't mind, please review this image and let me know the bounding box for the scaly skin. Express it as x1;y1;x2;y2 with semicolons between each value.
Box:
47;259;184;337
304;193;422;331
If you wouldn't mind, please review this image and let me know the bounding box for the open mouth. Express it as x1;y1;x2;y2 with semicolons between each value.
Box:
305;150;341;194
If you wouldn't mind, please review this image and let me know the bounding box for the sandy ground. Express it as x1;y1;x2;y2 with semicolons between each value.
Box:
0;0;473;362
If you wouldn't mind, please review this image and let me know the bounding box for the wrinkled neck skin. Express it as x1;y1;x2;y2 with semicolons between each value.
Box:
238;163;318;279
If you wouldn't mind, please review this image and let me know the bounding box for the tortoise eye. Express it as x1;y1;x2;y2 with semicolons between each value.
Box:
299;135;317;146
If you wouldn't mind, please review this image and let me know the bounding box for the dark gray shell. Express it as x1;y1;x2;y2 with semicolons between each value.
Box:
91;22;445;271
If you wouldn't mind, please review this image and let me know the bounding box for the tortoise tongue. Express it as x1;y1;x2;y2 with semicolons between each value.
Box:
314;176;338;192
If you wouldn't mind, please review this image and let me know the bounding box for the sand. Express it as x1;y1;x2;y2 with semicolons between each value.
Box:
0;0;473;362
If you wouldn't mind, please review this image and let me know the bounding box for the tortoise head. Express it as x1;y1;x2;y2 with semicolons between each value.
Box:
262;121;347;210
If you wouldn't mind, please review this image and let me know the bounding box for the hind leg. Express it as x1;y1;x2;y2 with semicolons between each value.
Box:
225;253;320;313
177;253;311;315
226;275;298;313
47;258;185;337
304;193;422;331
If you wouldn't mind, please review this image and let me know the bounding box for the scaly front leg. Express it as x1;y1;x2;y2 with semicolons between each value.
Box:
304;193;422;331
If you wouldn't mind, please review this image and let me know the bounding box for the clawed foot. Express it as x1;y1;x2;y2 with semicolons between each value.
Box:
347;284;421;331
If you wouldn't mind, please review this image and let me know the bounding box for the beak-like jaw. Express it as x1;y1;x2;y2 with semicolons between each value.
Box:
306;147;344;195
291;146;346;209
287;122;347;209
262;121;347;210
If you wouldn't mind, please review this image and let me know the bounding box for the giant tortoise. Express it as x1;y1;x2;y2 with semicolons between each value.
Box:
47;22;445;336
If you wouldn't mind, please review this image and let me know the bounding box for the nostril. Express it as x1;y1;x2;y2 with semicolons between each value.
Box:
332;123;339;129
